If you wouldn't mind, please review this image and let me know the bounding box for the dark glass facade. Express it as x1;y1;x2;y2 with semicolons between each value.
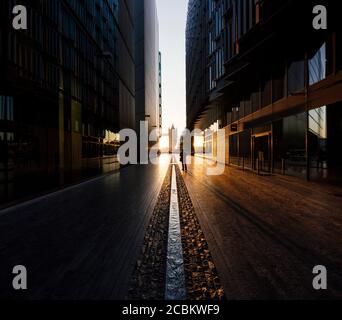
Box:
186;0;342;183
0;0;135;204
186;0;207;131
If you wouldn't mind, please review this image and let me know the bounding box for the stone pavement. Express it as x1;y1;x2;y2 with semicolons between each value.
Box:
1;153;341;300
128;161;225;301
182;157;342;299
0;155;170;299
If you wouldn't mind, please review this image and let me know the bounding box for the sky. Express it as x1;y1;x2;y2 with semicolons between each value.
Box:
156;0;189;134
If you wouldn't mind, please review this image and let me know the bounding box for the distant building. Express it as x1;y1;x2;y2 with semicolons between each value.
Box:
0;0;135;203
169;125;177;154
186;0;342;183
134;0;160;143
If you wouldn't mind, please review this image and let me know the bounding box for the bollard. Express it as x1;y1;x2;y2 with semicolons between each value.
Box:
282;159;286;175
242;157;245;171
257;159;260;175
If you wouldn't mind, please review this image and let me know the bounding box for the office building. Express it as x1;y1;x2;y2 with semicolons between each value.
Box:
134;0;160;143
0;0;135;203
186;0;342;182
168;124;177;154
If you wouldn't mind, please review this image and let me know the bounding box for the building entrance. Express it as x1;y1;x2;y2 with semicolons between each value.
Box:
253;132;272;173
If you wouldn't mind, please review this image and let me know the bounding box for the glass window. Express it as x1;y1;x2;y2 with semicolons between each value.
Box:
251;84;260;113
272;64;286;102
282;113;307;165
229;134;238;158
239;130;251;158
226;19;234;60
7;97;14;121
337;31;342;71
288;59;305;95
309;106;327;139
261;76;272;107
71;100;81;133
227;112;232;125
244;95;252;116
0;96;14;121
309;43;326;85
232;105;239;122
0;96;4;120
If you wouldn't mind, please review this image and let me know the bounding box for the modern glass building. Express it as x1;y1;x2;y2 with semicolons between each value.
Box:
186;0;342;183
0;0;135;204
134;0;160;142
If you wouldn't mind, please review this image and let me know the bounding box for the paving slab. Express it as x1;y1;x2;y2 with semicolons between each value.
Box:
0;155;170;299
182;157;342;299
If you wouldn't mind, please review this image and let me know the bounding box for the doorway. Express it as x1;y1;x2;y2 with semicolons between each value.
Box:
253;132;272;173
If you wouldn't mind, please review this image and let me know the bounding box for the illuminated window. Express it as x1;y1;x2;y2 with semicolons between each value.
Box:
309;106;327;139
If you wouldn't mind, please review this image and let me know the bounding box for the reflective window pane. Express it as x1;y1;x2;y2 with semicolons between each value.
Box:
309;43;326;85
288;59;305;95
309;106;327;139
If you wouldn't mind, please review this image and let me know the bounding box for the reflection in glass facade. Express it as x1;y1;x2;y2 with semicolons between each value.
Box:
0;96;14;121
0;0;135;204
288;59;305;95
186;1;342;183
309;43;326;85
309;106;327;139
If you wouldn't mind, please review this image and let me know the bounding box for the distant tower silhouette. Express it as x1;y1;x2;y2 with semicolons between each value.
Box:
168;125;177;154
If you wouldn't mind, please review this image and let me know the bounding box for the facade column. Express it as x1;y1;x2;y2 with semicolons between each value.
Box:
251;135;255;170
305;52;310;181
58;93;65;185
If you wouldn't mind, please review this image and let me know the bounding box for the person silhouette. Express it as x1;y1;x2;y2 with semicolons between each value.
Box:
180;142;188;172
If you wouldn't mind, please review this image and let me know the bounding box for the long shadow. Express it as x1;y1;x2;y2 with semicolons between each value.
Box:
186;169;342;296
